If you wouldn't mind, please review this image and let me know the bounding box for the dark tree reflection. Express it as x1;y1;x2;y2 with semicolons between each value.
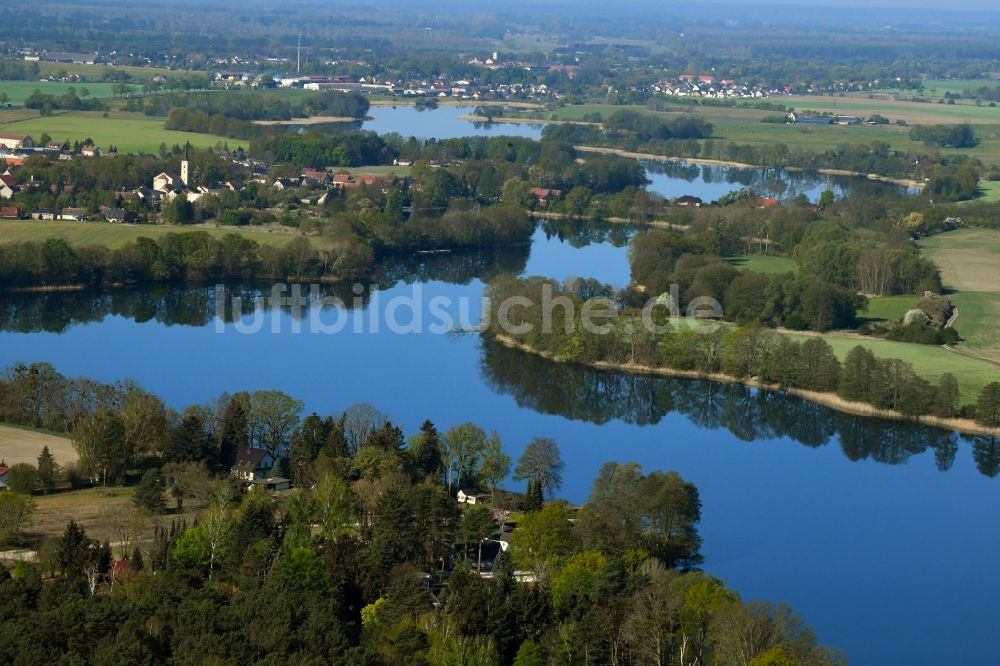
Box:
481;339;991;477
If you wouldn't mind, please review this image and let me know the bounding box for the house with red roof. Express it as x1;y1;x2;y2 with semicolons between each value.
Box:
0;466;9;490
530;187;562;202
758;197;780;209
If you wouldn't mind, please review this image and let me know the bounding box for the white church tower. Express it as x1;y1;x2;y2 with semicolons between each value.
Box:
180;143;190;186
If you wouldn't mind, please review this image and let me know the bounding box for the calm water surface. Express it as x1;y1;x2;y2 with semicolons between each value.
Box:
0;223;996;665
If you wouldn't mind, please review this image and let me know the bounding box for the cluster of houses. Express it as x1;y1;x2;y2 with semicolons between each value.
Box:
216;70;562;102
652;74;788;100
467;52;581;79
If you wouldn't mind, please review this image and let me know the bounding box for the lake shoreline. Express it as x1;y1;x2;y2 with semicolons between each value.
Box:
490;333;998;437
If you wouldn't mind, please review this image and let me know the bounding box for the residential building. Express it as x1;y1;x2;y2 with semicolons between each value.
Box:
232;446;275;481
0;133;33;150
457;489;489;504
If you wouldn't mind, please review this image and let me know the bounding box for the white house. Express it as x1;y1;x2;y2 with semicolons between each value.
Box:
457;489;488;504
232;446;274;481
0;465;8;490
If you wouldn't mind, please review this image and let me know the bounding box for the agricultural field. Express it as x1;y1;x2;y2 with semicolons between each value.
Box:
922;79;999;97
0;81;121;105
782;94;1000;125
723;255;798;274
0;424;76;467
0;221;324;249
0;110;234;154
541;101;1000;166
921;227;1000;364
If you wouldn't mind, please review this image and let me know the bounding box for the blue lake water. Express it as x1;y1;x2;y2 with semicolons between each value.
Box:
0;222;996;665
345;104;543;140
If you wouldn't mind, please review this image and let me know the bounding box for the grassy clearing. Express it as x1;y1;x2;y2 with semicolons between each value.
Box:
0;110;236;154
723;255;797;274
0;220;323;249
921;228;1000;364
860;295;916;324
25;487;135;544
0;81;121;105
24;485;210;545
0;424;76;467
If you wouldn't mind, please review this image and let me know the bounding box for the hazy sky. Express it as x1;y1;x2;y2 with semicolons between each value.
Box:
719;0;998;9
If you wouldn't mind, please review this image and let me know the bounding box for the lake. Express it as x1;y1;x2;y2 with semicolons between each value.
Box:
314;105;913;203
0;221;996;666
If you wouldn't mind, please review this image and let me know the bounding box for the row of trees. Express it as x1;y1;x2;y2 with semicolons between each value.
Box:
0;232;374;289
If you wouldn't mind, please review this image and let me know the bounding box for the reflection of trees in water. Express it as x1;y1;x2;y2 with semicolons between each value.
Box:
0;284;370;334
481;339;986;476
971;435;1000;477
642;160;907;200
536;217;633;249
375;244;528;287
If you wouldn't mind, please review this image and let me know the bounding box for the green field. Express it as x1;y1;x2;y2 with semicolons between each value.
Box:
0;220;323;249
860;295;916;324
921;228;1000;364
0;111;235;154
724;255;798;274
0;81;121;105
922;79;998;97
